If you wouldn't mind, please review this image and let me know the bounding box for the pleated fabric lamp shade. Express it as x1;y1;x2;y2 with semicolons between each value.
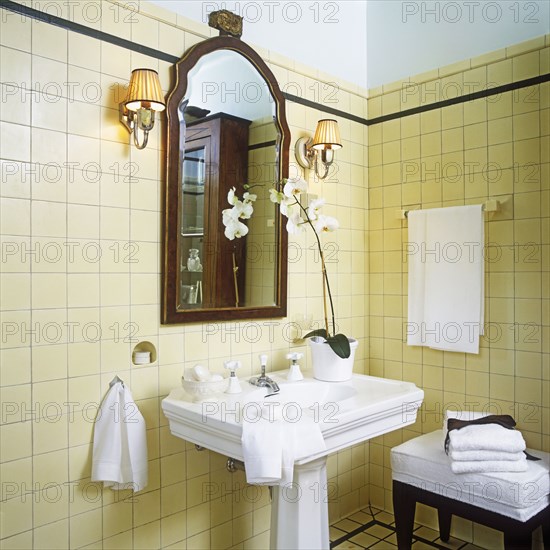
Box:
124;69;166;112
311;119;342;150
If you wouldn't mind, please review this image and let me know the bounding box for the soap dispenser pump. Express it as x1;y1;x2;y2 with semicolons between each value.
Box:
286;352;304;381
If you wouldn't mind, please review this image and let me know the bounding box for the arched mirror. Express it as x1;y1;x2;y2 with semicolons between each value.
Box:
162;32;290;324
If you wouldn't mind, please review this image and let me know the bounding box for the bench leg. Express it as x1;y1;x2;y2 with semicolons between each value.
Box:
504;529;532;550
543;520;550;549
393;482;416;550
437;508;452;542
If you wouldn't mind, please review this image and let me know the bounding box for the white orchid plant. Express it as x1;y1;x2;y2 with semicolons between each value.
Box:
221;187;258;307
221;177;350;358
269;177;351;359
222;187;257;240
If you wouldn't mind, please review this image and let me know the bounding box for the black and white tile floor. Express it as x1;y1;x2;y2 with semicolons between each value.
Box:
330;507;481;550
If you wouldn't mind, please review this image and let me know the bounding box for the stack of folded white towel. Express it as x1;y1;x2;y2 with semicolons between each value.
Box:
448;422;528;474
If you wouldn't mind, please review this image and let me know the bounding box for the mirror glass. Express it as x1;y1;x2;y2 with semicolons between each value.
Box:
162;38;289;324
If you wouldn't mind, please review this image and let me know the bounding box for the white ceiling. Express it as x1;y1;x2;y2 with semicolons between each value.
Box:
151;0;549;89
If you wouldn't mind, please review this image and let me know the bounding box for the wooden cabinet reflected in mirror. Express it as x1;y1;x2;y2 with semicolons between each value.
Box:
162;35;290;324
179;114;250;310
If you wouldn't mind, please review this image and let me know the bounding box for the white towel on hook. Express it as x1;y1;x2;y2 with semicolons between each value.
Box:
91;381;148;492
407;205;484;353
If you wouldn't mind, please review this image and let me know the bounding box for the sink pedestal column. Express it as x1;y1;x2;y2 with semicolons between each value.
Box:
270;456;329;550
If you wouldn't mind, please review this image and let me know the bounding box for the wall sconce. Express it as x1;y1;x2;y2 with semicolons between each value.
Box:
294;119;342;179
119;68;165;150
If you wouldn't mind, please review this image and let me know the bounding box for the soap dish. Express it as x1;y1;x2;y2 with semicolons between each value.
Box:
181;376;228;402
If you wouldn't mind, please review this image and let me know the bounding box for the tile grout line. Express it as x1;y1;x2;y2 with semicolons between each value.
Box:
331;517;471;550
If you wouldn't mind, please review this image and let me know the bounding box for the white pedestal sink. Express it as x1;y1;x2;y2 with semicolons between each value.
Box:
162;372;424;550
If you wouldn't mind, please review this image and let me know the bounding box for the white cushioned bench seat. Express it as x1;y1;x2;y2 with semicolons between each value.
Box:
390;430;550;550
391;430;550;522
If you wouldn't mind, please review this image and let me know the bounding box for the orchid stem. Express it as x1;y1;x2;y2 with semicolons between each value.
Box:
295;198;336;337
232;252;239;307
321;252;336;336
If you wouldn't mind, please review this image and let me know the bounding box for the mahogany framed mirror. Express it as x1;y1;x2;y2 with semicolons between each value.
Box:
162;32;290;324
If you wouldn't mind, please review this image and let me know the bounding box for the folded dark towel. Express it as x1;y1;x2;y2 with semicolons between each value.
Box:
444;414;540;461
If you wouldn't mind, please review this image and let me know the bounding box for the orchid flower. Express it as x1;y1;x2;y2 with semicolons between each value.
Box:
314;214;339;233
307;198;326;221
283;177;308;198
269;188;284;204
227;187;238;206
286;211;305;234
224;219;249;240
280;197;293;216
223;186;256;230
234;200;254;220
222;208;237;225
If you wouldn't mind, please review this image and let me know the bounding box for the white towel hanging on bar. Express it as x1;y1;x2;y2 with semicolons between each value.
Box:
406;204;484;354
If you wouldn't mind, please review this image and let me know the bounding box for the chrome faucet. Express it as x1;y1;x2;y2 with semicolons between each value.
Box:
249;354;280;395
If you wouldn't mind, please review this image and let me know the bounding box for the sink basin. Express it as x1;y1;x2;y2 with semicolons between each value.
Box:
244;379;357;408
163;372;424;464
162;371;423;550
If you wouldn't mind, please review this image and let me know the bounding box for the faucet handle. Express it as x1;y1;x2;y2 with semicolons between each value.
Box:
224;360;241;374
286;352;304;382
224;361;242;394
259;354;268;367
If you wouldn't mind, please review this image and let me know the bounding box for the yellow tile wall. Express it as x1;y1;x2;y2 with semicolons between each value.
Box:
0;1;370;548
367;35;550;547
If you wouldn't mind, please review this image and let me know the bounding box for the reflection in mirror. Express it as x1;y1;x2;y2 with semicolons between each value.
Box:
162;35;289;324
177;50;280;311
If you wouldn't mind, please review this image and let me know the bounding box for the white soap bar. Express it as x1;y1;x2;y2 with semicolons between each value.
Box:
192;364;211;381
183;367;196;381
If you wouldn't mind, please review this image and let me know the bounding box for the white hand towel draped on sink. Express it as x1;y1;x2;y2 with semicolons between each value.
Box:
407;205;484;354
241;405;326;485
91;381;148;492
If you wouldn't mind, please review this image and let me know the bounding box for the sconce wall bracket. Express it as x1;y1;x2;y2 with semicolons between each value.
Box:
119;103;133;134
295;136;334;179
295;136;315;170
119;104;155;150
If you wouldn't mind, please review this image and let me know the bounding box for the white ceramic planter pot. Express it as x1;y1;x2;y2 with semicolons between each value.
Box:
308;337;358;382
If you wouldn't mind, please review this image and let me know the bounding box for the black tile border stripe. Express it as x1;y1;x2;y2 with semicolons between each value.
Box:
0;0;180;63
367;73;550;126
249;140;277;151
1;0;549;128
283;93;369;125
